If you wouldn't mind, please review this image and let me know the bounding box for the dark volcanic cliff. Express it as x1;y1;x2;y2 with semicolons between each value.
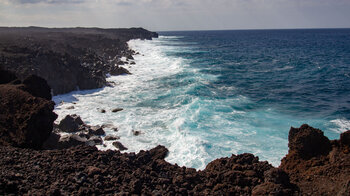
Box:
0;27;158;95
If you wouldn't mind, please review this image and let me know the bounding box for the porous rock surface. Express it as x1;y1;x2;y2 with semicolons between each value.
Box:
0;67;57;149
280;124;350;195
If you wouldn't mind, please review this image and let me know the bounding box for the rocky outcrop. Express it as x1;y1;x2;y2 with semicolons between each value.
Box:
280;124;350;195
0;27;158;95
0;68;57;149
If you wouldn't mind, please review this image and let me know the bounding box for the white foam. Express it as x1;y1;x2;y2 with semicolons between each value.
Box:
330;119;350;133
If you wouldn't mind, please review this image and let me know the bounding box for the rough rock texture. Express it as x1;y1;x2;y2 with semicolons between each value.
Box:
43;115;106;150
0;145;296;195
280;124;350;195
0;68;57;149
0;27;158;95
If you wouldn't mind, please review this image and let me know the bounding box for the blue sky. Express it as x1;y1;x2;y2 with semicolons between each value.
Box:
0;0;350;31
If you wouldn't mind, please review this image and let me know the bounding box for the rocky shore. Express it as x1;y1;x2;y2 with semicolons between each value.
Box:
1;29;350;195
0;27;158;95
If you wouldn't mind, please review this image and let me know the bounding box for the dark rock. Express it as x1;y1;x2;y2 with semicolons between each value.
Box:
86;166;102;177
88;126;105;136
87;136;103;145
58;115;84;133
288;124;331;159
112;141;128;151
42;132;61;150
0;27;157;95
132;130;141;136
21;75;52;100
109;66;131;75
66;106;75;110
0;80;57;149
57;134;86;149
100;109;106;113
340;130;350;146
0;67;18;84
105;135;120;141
112;108;123;113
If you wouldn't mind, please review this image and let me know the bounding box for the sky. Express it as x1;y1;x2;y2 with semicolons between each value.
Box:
0;0;350;31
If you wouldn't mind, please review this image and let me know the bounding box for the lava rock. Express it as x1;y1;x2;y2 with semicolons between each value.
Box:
112;108;123;113
112;141;128;151
58;115;84;133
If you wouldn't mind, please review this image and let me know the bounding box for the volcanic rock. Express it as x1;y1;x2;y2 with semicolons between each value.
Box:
0;70;57;149
58;114;84;133
105;135;120;141
112;141;128;151
112;108;123;113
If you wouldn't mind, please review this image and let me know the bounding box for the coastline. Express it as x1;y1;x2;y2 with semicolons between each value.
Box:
1;27;350;195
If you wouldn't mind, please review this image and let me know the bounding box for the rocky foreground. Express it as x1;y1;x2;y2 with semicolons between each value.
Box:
0;27;158;95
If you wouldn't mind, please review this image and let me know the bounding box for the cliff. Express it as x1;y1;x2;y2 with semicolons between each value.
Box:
0;27;158;95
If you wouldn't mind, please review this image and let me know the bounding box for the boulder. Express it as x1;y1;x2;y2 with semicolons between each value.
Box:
56;134;87;149
109;66;130;75
58;114;84;133
112;141;128;151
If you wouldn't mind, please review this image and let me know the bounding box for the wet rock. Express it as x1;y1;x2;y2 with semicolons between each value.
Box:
112;108;123;113
58;114;84;133
88;126;105;136
100;109;106;113
105;135;120;141
57;134;87;149
87;136;103;145
132;130;141;136
112;141;128;151
66;106;75;110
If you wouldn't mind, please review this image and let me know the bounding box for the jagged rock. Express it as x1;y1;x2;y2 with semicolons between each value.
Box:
112;141;128;151
288;124;331;159
58;114;84;133
112;108;123;113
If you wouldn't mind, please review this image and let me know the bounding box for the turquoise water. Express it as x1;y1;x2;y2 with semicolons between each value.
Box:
54;29;350;169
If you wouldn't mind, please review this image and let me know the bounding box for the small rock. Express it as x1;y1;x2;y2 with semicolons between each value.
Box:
112;108;123;113
132;130;141;136
66;106;74;110
100;109;106;113
112;141;128;151
105;135;120;141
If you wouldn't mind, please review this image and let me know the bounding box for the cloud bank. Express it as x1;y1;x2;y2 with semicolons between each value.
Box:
1;0;350;31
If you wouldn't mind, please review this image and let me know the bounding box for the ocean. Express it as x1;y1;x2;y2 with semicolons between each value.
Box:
54;29;350;170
